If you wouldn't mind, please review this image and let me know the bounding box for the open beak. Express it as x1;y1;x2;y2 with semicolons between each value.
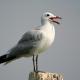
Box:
49;16;62;24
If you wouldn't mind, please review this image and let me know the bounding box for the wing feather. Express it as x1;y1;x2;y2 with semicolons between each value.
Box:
8;30;43;57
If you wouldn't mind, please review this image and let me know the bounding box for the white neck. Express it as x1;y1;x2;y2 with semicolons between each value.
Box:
40;20;55;47
41;21;55;33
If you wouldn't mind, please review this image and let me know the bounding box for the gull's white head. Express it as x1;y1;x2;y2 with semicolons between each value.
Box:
41;12;61;25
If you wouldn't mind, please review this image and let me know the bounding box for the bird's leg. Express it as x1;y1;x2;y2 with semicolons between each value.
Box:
32;55;36;72
36;55;38;72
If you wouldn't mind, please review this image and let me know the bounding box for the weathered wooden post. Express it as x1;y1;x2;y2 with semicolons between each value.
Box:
29;71;63;80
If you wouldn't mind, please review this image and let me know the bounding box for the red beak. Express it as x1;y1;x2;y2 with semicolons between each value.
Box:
53;16;62;19
49;16;62;24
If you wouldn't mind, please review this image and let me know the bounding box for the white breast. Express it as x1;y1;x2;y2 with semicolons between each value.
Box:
43;27;55;47
37;25;55;53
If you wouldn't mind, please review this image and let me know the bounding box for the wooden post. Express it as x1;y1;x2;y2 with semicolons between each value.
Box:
29;71;63;80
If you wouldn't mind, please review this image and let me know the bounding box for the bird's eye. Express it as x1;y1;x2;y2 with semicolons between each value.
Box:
46;14;50;17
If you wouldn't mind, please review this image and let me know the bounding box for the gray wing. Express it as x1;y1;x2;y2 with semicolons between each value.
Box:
8;30;43;58
0;30;43;64
18;30;43;44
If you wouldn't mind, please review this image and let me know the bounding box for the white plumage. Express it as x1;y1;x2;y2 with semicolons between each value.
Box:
0;12;61;71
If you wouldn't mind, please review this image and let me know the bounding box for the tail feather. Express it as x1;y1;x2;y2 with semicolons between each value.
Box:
0;54;8;64
0;54;17;64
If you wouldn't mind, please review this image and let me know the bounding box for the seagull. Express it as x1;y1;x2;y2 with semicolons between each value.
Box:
0;12;61;72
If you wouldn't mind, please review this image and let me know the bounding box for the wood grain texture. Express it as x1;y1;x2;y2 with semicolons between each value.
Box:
29;71;63;80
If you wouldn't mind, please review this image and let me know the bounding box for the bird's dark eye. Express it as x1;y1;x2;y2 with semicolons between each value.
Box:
46;14;50;16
